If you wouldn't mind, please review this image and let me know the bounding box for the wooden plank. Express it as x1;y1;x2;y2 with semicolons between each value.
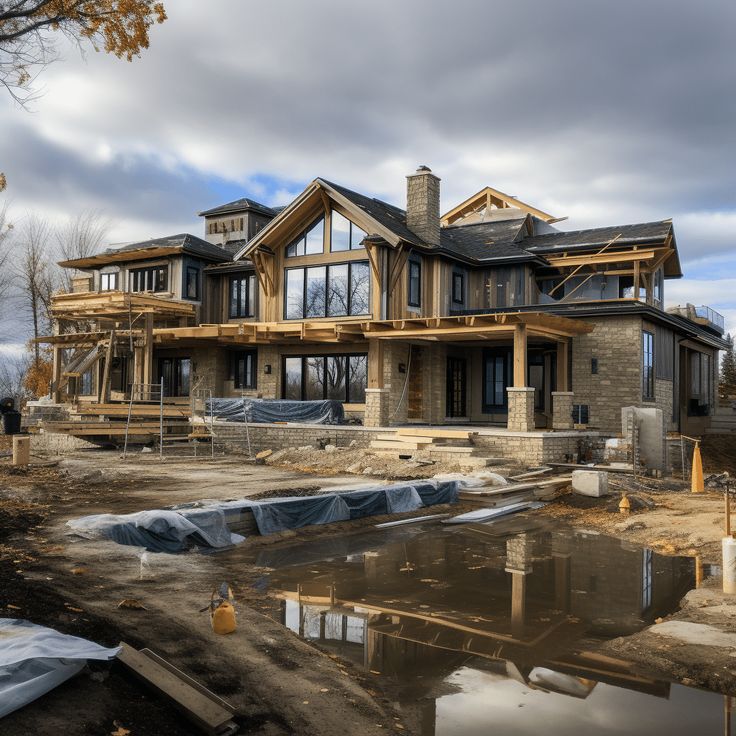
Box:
117;643;237;736
396;427;476;439
557;339;569;392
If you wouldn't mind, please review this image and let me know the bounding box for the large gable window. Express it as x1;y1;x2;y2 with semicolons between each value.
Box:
286;218;324;257
285;261;370;319
331;210;367;252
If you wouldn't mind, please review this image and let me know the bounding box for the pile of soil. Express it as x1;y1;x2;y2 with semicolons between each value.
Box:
265;444;517;480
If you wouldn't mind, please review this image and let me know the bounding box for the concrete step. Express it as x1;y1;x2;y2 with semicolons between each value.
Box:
370;440;429;451
374;434;437;445
396;428;478;440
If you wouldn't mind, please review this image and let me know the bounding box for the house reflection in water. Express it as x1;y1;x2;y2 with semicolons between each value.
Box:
260;523;696;734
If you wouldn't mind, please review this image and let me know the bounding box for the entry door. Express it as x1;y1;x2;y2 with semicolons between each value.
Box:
446;357;467;418
160;357;191;397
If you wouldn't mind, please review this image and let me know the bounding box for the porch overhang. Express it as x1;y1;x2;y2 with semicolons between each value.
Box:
360;311;593;341
50;291;196;321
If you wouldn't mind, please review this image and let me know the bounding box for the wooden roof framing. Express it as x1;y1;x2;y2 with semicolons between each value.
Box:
441;186;560;226
50;291;196;321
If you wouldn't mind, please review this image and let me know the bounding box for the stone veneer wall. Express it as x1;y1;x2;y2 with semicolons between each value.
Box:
571;315;644;433
214;422;609;465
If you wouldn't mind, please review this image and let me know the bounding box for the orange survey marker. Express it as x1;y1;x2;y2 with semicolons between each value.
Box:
202;583;237;635
691;442;704;493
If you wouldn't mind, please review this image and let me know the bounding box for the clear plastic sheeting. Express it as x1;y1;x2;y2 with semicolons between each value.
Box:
0;619;120;719
206;397;344;425
66;508;244;553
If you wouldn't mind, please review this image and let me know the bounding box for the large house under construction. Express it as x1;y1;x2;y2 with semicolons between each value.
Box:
45;166;726;444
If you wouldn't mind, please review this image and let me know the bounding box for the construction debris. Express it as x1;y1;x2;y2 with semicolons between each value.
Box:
116;643;238;735
572;470;610;497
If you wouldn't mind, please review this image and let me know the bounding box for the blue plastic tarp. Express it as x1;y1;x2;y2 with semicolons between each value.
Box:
0;619;120;718
248;493;351;534
206;398;344;425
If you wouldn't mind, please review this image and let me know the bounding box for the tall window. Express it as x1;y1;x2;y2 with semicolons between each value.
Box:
408;258;421;308
689;351;712;415
331;211;366;252
229;274;256;317
185;266;199;300
286;218;324;257
482;349;511;412
284;262;370;319
100;272;118;291
451;270;465;306
282;354;367;403
130;265;168;292
230;350;256;389
653;269;664;307
642;330;655;400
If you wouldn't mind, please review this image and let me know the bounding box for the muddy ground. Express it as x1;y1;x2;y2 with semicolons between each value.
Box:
2;438;736;733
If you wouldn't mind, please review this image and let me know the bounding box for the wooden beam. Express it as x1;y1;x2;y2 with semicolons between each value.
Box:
546;248;659;269
548;234;622;297
388;245;410;294
99;329;115;404
368;340;384;389
143;313;154;387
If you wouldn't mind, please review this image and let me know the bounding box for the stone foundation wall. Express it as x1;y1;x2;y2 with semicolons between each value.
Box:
473;432;608;466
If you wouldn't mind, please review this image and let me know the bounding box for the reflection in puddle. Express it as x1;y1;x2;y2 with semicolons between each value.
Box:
249;519;733;735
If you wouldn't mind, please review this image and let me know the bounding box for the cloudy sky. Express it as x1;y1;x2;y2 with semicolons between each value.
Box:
1;0;735;353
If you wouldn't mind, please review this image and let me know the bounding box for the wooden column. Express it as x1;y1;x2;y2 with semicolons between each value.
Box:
367;339;384;389
51;345;62;403
557;339;569;392
143;313;154;390
633;260;640;300
513;323;527;387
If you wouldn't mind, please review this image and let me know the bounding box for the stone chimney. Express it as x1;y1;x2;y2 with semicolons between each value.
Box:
406;165;440;246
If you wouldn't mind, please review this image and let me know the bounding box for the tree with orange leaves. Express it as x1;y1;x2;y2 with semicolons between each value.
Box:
0;1;167;104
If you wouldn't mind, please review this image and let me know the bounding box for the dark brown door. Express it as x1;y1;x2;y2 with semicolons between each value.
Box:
446;357;467;418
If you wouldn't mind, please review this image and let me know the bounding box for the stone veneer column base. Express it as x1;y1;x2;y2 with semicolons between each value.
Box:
364;388;390;427
506;387;536;432
551;391;575;430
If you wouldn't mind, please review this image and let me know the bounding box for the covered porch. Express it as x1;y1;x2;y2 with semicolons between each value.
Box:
362;312;593;432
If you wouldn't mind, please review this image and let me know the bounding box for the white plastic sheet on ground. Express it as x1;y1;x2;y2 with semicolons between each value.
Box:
0;619;120;719
66;507;245;553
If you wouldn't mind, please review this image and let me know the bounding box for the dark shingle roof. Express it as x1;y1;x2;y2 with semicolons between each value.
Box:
101;233;231;262
439;219;537;263
198;198;277;218
522;220;672;253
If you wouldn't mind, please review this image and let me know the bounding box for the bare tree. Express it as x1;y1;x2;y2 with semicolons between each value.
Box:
0;1;167;105
0;349;30;403
55;209;109;291
15;214;56;365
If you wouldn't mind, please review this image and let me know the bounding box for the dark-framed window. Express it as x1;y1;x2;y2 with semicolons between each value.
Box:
159;357;191;397
331;210;367;252
642;330;655;400
100;272;118;291
482;348;511;412
451;270;465;306
130;265;168;293
408;257;421;308
185;266;200;300
282;354;368;403
689;350;712;416
284;261;370;319
286;218;324;257
230;350;257;389
229;273;256;317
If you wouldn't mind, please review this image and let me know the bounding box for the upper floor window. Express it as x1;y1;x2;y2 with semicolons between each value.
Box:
185;266;200;300
408;257;421;308
452;270;465;306
100;272;118;291
286;218;324;257
331;211;366;252
653;269;664;307
642;330;655;400
284;261;370;319
229;274;256;318
130;265;168;293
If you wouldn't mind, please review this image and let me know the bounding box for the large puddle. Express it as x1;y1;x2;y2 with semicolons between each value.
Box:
243;517;733;734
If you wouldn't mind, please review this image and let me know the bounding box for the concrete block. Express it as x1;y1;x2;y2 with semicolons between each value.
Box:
572;469;609;497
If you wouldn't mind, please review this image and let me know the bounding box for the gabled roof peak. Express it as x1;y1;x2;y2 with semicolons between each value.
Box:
441;185;560;226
